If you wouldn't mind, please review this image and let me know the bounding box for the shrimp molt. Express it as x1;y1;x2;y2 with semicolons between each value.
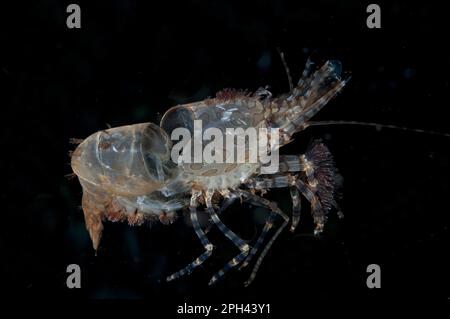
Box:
71;58;348;286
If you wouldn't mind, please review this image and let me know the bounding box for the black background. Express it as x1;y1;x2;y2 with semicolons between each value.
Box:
2;0;449;313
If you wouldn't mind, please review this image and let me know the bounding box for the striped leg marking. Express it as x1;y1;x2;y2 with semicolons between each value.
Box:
237;190;289;286
205;193;239;234
295;179;325;235
239;211;276;270
205;192;251;286
166;191;214;282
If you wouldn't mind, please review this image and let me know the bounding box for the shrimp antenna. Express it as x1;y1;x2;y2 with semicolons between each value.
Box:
305;120;450;138
277;48;294;92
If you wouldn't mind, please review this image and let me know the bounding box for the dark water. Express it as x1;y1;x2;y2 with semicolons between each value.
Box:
2;0;449;313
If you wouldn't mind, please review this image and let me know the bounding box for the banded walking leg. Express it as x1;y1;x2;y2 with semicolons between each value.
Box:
205;193;239;234
205;192;251;286
236;190;289;286
249;175;328;235
239;211;276;269
244;174;303;232
294;179;325;235
166;190;214;282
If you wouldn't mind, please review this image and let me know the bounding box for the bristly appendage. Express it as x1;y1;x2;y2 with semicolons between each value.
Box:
305;139;339;213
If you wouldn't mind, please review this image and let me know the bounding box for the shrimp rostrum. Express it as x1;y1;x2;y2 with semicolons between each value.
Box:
71;58;348;286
